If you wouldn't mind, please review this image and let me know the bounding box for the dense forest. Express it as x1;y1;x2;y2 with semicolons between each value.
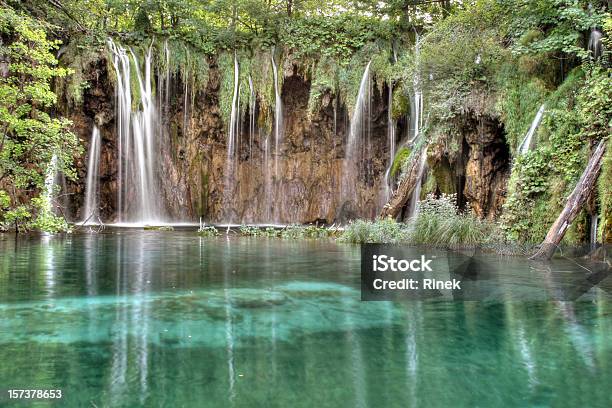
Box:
0;0;610;250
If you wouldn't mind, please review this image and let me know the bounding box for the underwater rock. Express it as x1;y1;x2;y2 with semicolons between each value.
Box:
228;289;288;309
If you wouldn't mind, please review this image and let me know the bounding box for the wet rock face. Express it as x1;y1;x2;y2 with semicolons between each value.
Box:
61;56;118;221
60;56;513;224
63;57;390;224
461;115;510;218
427;113;510;219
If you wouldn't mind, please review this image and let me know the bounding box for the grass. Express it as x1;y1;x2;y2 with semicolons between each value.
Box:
339;194;498;248
338;218;409;244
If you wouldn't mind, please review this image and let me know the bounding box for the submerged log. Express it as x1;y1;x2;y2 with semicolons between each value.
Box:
379;146;426;219
530;139;607;261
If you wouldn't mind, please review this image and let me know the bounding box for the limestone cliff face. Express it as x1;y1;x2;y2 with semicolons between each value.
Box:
62;55;390;224
460;113;510;218
61;53;511;225
424;111;510;219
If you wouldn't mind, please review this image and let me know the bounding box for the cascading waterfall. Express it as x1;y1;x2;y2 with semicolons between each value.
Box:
223;53;241;221
108;39;162;224
271;52;283;178
342;60;372;203
43;154;58;214
263;135;272;221
387;87;396;172
588;28;603;60
383;84;397;201
248;75;255;158
590;214;599;250
409;35;423;144
158;40;171;111
82;126;101;223
518;104;546;155
406;148;428;220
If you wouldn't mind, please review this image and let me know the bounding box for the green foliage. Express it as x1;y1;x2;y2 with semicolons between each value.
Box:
153;38;210;92
144;225;175;230
406;0;508;123
238;225;334;239
0;5;81;233
238;226;279;237
576;66;612;141
508;0;606;61
28;197;70;233
0;190;9;209
390;147;411;178
307;55;340;115
239;225;264;236
495;65;550;151
599;137;612;243
55;35;107;107
339;194;494;247
0;205;30;232
281;15;387;61
408;194;493;247
280;225;331;239
338;218;409;244
197;225;220;236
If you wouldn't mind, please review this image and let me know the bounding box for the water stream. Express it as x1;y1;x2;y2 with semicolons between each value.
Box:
82;126;101;223
342;61;372;205
518;104;546;155
223;53;241;221
591;214;599;250
107;39;162;224
271;52;283;179
406;147;428;220
43;153;59;214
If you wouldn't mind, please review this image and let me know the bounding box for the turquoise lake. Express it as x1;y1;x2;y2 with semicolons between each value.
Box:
0;231;611;407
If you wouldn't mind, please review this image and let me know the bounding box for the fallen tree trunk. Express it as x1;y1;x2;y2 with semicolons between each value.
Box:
530;139;607;261
379;146;426;219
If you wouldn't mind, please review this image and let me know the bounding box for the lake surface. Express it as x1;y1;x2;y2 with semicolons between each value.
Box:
0;231;611;407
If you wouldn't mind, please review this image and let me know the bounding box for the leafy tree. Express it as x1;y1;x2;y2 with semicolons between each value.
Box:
0;5;80;231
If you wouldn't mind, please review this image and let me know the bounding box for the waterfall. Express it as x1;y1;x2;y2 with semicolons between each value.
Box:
383;84;397;201
518;104;546;155
107;39;162;224
588;29;603;60
271;53;283;178
408;35;423;144
263;135;272;221
43;154;58;214
248;75;255;158
158;40;170;110
342;61;372;203
406;149;428;220
82;126;101;223
227;53;240;164
223;53;240;221
388;85;397;172
590;214;599;250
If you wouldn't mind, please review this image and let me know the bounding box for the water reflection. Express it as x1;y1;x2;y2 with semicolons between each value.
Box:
0;233;611;407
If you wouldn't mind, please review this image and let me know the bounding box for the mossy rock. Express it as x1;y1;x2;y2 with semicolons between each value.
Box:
144;226;174;231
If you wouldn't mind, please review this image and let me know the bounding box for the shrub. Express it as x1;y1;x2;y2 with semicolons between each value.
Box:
338;218;409;244
197;226;219;237
28;197;70;234
280;225;330;239
390;147;411;178
408;194;490;247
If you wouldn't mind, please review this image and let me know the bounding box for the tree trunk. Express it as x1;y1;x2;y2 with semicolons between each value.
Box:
379;146;426;219
530;139;607;260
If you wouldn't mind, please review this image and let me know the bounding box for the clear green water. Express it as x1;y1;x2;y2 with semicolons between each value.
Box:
0;231;611;407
